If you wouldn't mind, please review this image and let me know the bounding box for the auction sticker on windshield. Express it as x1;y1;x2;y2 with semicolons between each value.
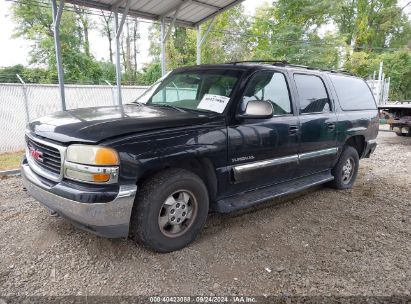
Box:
197;94;230;113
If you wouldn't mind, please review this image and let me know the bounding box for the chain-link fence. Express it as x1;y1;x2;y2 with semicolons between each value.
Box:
0;83;148;153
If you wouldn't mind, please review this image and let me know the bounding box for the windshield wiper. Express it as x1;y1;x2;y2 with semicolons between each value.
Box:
130;101;144;106
151;103;186;112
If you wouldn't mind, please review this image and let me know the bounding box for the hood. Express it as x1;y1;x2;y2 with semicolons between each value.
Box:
28;104;221;143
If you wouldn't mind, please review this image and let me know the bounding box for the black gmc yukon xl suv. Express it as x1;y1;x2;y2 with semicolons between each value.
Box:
22;62;378;252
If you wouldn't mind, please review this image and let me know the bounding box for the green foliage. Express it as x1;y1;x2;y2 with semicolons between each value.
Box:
248;0;341;68
334;0;411;51
200;5;251;63
5;0;411;100
0;65;25;82
137;62;162;85
148;5;251;68
166;28;197;68
0;65;50;83
345;50;411;100
97;62;116;84
10;0;109;84
20;67;51;83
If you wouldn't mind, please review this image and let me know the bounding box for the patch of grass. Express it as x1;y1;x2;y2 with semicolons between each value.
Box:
0;151;24;170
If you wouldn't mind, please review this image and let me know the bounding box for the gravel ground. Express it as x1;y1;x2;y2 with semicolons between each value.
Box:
0;130;410;297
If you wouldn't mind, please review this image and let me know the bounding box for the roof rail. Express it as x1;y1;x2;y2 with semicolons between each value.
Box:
225;60;289;65
225;60;354;76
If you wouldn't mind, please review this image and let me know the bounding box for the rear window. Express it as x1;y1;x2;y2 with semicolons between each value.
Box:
294;74;331;114
330;75;376;111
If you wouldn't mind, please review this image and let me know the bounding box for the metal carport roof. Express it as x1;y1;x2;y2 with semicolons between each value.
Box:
48;0;245;109
65;0;244;27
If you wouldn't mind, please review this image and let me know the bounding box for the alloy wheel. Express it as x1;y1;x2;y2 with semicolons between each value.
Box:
158;190;197;238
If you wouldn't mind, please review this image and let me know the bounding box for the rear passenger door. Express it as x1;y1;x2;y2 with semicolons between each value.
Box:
292;73;338;176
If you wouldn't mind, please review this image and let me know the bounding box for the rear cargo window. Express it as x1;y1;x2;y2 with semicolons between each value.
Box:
329;75;377;110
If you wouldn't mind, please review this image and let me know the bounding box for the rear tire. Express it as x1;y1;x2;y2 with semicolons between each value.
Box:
328;146;359;190
395;132;405;137
130;169;209;253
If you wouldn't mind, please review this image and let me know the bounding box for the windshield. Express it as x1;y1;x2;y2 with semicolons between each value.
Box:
135;71;171;104
135;69;242;114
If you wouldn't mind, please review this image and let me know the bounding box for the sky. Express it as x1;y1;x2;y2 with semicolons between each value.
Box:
0;0;266;68
0;0;409;69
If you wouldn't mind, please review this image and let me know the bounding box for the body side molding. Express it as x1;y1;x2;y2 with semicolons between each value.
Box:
232;147;339;179
298;147;338;160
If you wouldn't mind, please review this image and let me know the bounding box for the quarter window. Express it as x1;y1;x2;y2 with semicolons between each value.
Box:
243;71;292;115
329;74;377;110
294;74;331;114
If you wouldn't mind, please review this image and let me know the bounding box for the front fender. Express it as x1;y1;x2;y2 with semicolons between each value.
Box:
102;122;228;185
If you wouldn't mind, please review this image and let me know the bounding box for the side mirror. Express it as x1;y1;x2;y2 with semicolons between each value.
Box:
237;100;273;119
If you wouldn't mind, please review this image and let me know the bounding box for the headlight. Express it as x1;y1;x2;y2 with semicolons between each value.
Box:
66;145;119;165
64;145;119;184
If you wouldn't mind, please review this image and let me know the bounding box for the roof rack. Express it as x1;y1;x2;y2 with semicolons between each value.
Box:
226;60;290;65
225;60;354;76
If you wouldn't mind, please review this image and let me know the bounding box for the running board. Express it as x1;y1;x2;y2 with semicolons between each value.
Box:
214;171;334;213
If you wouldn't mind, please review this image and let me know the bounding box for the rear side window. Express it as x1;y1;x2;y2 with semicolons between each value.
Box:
330;75;377;110
294;74;331;114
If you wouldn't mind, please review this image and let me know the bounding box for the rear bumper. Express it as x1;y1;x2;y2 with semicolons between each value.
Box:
21;161;137;238
364;139;377;158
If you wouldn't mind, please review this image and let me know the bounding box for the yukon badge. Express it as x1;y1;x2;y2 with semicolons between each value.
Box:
232;155;255;163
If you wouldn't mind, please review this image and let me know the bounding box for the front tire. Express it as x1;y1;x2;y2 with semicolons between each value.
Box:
329;146;359;190
130;169;209;253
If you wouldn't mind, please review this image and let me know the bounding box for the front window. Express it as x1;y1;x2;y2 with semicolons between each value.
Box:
136;69;242;114
242;71;292;115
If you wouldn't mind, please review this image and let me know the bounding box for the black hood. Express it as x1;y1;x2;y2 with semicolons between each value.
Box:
28;104;221;144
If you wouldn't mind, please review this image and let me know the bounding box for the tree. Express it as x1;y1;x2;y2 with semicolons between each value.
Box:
0;65;25;83
100;11;114;63
147;4;251;70
200;5;251;63
344;50;411;100
248;0;340;68
133;20;140;73
334;0;411;51
73;5;93;57
11;0;104;84
121;20;141;84
0;65;52;83
137;62;161;85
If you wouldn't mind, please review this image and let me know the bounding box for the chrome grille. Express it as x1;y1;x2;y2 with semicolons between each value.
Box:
26;135;63;178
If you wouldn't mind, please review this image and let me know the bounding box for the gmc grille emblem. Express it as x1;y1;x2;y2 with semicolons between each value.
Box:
29;146;43;162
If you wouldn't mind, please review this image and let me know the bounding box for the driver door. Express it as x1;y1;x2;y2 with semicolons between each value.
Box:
226;70;300;196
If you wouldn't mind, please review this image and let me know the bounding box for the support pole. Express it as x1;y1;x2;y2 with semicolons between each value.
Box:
16;74;30;123
377;61;383;105
105;80;116;105
381;72;385;104
196;24;201;65
51;0;66;111
160;18;166;76
159;3;183;75
386;77;390;104
196;17;215;65
114;11;122;105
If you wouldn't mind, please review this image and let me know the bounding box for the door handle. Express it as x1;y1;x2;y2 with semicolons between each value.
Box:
289;126;299;135
327;123;335;131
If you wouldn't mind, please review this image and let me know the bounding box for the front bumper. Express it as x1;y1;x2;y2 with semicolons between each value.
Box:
21;161;137;238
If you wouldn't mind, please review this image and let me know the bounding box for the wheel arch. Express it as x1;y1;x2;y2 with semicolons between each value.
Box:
136;157;218;202
344;135;366;158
